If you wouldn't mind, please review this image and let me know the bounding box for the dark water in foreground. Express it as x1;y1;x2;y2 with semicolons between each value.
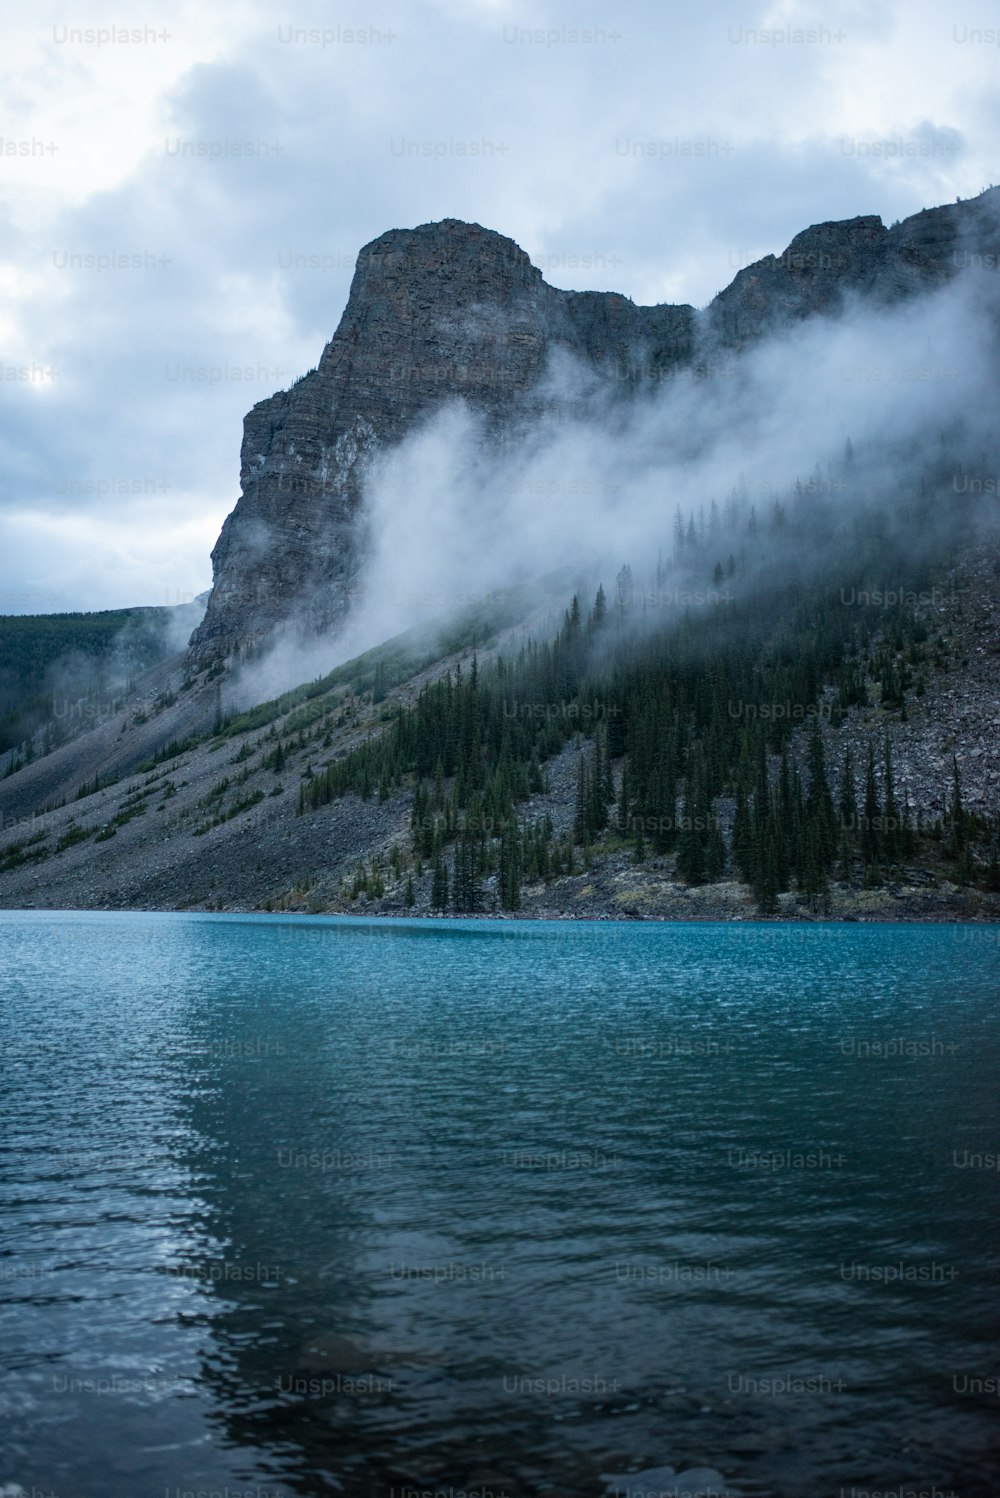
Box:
1;912;998;1498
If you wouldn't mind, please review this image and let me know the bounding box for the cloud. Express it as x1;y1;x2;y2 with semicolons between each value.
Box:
231;260;999;708
1;0;998;612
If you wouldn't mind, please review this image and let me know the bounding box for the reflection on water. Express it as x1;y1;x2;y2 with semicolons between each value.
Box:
1;912;998;1498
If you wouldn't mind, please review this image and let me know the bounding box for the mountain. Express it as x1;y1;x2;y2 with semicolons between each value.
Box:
705;192;1000;344
0;599;205;757
2;535;999;921
189;190;1000;665
2;188;1000;921
188;219;693;662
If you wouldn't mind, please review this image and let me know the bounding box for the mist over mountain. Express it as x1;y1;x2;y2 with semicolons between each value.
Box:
9;14;1000;1497
3;185;1000;925
189;187;1000;705
0;597;205;757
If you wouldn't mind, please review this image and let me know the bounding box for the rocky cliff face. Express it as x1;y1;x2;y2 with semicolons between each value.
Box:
704;191;1000;348
189;190;1000;663
189;220;697;662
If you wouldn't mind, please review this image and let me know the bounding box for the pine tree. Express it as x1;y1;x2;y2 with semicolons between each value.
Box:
615;564;633;615
674;797;699;884
588;734;610;834
705;804;726;881
733;781;752;881
617;760;632;835
632;815;646;863
430;852;449;911
805;720;836;874
948;755;965;855
650;738;677;854
573;753;589;844
675;770;705;885
802;821;830;910
754;817;780;914
837;745;857;884
882;732;899;864
746;737;780;909
860;741;881;875
778;750;796;890
588;584;607;633
452;832;482;914
499;823;521;911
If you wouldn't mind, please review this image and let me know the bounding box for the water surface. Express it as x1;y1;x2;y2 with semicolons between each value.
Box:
1;912;998;1497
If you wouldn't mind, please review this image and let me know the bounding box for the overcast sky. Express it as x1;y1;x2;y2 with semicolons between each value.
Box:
0;0;996;614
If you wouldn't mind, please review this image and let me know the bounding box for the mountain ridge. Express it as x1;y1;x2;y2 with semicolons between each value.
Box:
189;188;1000;665
2;187;1000;920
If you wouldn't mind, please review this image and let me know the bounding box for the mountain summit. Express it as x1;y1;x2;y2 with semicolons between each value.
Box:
189;189;1000;663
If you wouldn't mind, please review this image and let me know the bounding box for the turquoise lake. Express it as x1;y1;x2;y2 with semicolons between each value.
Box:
1;912;998;1497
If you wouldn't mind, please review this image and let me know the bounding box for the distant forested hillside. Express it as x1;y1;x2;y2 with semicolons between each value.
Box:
0;609;176;760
